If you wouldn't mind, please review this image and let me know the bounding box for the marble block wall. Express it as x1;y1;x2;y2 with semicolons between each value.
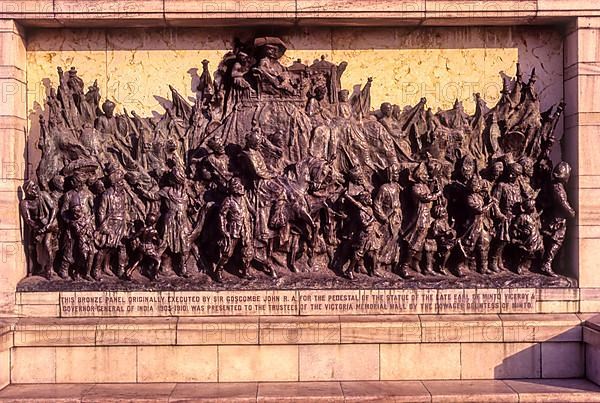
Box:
0;20;27;316
565;17;600;302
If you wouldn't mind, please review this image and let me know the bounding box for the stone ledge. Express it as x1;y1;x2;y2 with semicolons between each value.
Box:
260;315;340;345
177;316;259;345
419;314;503;343
7;314;585;347
0;379;599;402
501;313;583;342
340;315;421;343
584;313;600;331
4;1;600;27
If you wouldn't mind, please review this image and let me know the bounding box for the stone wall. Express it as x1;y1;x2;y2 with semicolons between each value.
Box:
7;314;586;383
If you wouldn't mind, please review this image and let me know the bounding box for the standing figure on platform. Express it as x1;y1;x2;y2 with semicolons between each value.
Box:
459;175;493;275
58;173;95;279
541;162;575;277
490;163;523;273
342;191;381;279
158;166;191;278
424;203;455;276
401;163;442;277
511;199;544;274
66;199;96;280
373;164;403;272
215;177;254;281
20;181;59;279
95;168;130;279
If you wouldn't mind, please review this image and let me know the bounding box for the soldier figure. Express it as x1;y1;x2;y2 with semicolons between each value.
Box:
95;168;130;279
541;162;575;276
512;199;544;274
215;177;254;282
128;213;161;280
490;163;523;273
343;191;381;279
58;173;95;279
20;181;59;279
401;163;442;277
66;199;96;280
198;136;232;192
374;164;403;272
424;203;455;276
459;176;493;275
95;99;118;136
158;166;191;278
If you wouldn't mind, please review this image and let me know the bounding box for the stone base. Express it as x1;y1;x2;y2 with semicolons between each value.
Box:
0;320;12;390
2;313;589;383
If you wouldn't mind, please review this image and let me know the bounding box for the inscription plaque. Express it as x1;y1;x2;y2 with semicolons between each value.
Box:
57;289;537;317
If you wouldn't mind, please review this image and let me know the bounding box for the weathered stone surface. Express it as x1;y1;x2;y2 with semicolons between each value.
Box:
340;315;421;343
420;314;502;343
26;26;563;119
298;344;379;381
423;380;518;402
218;345;299;382
504;379;600;402
461;342;541;379
341;381;430;403
177;316;259;345
260;316;340;344
81;383;175;403
541;342;585;378
11;346;56;383
137;346;218;382
55;346;137;383
258;381;344;402
170;383;258;403
380;343;461;380
501;313;582;342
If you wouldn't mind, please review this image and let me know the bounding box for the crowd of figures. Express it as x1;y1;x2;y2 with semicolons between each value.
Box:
20;36;575;284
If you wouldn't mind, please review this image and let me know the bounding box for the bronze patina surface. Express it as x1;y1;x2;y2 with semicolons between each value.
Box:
19;37;575;291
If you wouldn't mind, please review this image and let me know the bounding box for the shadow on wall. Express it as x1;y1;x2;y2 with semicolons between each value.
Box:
492;317;600;382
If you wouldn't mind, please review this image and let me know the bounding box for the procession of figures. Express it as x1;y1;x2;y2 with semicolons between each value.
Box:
20;36;575;285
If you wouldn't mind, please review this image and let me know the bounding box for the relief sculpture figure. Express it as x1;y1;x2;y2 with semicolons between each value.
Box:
20;37;575;289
